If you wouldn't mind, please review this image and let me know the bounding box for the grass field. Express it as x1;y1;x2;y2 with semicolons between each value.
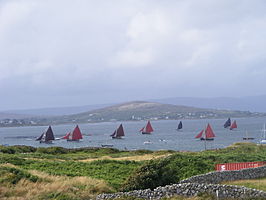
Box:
0;143;265;199
222;177;266;191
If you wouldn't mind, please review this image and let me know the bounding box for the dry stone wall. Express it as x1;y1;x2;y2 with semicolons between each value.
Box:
180;165;266;184
97;165;266;199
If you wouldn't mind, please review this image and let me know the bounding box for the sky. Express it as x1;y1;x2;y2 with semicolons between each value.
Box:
1;0;266;111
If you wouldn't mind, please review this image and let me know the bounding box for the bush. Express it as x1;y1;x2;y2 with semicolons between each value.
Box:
0;154;29;166
121;156;179;191
36;147;68;154
0;166;39;185
0;145;36;154
121;147;266;191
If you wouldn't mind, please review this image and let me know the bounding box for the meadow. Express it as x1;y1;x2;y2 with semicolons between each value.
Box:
0;143;265;199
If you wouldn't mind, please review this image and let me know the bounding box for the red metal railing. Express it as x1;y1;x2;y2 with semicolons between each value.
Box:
215;161;266;171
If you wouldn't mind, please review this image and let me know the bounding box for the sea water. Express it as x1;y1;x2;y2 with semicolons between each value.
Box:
0;117;265;151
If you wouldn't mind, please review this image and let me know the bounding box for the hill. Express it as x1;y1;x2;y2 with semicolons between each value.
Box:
3;95;266;117
28;101;265;125
153;95;266;112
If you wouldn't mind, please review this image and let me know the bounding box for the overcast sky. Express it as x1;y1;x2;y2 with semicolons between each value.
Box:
1;0;266;110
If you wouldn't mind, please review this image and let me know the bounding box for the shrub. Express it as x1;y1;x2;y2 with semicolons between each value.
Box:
36;147;68;154
121;156;179;191
0;145;36;154
0;166;39;185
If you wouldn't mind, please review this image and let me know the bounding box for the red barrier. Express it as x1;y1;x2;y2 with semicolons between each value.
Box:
215;161;266;171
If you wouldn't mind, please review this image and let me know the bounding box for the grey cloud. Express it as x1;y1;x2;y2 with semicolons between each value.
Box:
0;0;266;110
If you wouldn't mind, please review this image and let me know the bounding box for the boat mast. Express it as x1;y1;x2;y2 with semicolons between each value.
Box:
204;126;207;150
263;124;266;139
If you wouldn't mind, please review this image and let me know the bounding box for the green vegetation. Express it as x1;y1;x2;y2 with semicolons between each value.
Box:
122;143;266;191
4;101;265;127
22;159;141;189
223;177;266;192
0;165;39;185
0;143;265;199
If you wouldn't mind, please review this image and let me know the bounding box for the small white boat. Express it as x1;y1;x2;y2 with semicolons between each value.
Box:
143;141;152;145
259;124;266;144
101;144;114;148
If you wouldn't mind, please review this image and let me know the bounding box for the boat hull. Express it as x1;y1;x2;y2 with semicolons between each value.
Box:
67;139;80;142
141;132;151;134
243;137;255;140
101;144;114;147
112;136;123;139
39;140;53;144
260;140;266;144
200;138;214;141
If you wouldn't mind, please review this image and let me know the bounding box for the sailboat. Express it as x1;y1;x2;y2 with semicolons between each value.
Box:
36;126;55;144
110;124;125;139
230;120;237;130
140;121;154;134
177;121;183;130
62;125;83;141
260;124;266;144
195;123;216;141
224;118;231;128
242;130;254;140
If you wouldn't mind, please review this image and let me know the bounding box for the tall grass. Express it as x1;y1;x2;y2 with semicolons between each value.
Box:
0;169;113;200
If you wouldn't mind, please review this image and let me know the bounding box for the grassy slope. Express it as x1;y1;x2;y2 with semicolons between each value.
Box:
0;143;265;199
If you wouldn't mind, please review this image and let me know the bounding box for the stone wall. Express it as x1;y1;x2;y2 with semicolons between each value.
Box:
180;165;266;184
97;165;266;199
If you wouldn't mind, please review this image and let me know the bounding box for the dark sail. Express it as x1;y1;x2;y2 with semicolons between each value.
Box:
110;130;117;137
36;132;44;141
44;126;55;141
111;124;125;138
116;124;125;137
224;118;231;128
177;121;183;130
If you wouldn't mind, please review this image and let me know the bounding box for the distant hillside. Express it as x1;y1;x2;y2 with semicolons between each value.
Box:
23;101;265;126
5;95;266;118
152;95;266;112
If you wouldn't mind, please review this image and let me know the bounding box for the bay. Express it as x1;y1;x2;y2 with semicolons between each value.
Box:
0;117;265;151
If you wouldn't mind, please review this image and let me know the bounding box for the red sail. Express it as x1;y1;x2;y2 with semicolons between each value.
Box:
205;123;215;138
62;132;70;139
145;121;154;133
139;127;145;132
230;120;237;130
71;125;83;140
195;130;204;138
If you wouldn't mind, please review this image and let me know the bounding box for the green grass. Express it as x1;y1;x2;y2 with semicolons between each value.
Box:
122;143;266;191
223;177;266;191
0;165;39;185
0;142;266;195
21;159;141;189
0;145;163;161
